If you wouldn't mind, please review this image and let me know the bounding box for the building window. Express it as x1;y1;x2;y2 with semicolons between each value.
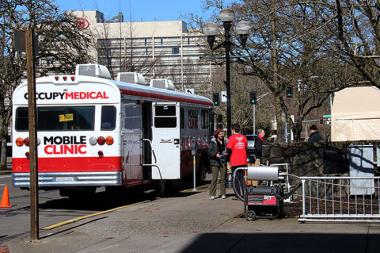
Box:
160;38;163;45
172;47;180;55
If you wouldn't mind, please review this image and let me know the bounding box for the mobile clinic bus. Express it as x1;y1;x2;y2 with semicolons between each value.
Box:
12;64;213;198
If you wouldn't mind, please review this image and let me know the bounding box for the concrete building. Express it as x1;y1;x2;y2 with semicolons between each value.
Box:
72;10;213;94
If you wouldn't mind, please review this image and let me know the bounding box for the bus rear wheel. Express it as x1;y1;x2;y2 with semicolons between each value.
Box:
157;180;172;197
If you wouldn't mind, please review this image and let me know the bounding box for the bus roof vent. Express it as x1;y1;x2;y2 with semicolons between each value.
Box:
117;72;146;85
149;79;175;90
75;64;112;79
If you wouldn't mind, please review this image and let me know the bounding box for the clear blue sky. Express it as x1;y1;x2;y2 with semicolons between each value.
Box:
54;0;234;22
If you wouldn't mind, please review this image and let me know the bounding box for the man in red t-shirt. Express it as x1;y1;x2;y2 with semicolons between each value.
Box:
227;125;248;167
226;124;247;197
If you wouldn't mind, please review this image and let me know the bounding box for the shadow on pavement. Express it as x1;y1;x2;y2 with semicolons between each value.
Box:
180;233;380;253
38;188;156;211
37;180;208;211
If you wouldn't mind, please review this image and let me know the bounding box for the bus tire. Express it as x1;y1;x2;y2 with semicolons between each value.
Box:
157;180;171;197
246;210;256;221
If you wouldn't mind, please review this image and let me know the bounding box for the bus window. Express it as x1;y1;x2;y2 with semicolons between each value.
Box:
15;106;95;131
155;105;175;116
154;105;176;128
188;110;198;129
155;118;176;128
101;106;116;130
15;107;28;131
201;110;209;129
123;104;142;130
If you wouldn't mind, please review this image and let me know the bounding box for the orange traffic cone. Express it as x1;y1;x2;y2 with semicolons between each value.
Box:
0;185;11;208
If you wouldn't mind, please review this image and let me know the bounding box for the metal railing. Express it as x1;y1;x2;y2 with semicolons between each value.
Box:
299;176;380;223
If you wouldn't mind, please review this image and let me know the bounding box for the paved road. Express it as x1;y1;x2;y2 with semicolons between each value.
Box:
0;174;158;244
2;180;380;253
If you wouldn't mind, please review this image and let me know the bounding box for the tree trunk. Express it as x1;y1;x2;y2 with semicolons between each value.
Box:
0;135;6;170
0;101;11;171
293;121;303;142
271;1;284;143
0;101;6;170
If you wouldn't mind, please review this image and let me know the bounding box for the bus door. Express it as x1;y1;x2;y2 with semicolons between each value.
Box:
121;101;143;181
151;102;180;179
142;101;152;179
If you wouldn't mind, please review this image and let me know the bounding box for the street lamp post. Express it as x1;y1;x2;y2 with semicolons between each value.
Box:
203;9;250;137
252;92;272;135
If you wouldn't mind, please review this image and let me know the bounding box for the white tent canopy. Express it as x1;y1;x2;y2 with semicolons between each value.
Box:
331;86;380;142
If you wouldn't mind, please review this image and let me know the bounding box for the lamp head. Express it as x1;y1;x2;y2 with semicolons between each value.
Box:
219;8;234;22
236;20;250;47
236;20;250;35
203;23;218;49
203;22;218;36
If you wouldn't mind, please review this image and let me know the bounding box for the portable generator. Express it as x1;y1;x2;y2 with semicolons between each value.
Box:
233;166;284;221
245;184;283;220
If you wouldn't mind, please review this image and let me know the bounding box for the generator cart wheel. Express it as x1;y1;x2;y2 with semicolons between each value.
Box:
246;210;256;221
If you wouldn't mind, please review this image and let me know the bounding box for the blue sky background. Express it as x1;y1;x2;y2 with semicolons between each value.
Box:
54;0;235;22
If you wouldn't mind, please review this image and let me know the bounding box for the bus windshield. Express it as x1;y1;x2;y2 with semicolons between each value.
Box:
15;106;95;131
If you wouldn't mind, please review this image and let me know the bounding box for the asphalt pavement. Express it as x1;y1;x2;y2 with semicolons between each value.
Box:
2;184;380;253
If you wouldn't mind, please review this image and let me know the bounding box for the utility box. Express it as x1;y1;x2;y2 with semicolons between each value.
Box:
349;145;375;195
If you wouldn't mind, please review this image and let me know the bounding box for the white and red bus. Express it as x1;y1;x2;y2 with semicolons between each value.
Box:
12;64;213;197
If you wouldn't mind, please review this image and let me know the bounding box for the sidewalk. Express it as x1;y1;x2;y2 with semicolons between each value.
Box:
4;186;380;253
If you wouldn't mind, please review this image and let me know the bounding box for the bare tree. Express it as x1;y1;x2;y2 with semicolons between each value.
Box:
0;0;92;170
320;0;380;88
92;15;162;80
202;0;362;142
210;64;274;131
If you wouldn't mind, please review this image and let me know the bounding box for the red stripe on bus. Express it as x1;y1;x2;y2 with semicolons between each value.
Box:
12;157;122;173
120;89;213;106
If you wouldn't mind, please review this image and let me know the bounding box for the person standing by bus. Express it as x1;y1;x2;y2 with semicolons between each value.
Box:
208;129;227;200
226;124;248;197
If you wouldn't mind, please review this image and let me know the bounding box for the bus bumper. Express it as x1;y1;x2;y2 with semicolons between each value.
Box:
12;172;122;187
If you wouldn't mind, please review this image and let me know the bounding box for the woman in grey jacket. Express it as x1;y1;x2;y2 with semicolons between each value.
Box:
208;129;227;199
